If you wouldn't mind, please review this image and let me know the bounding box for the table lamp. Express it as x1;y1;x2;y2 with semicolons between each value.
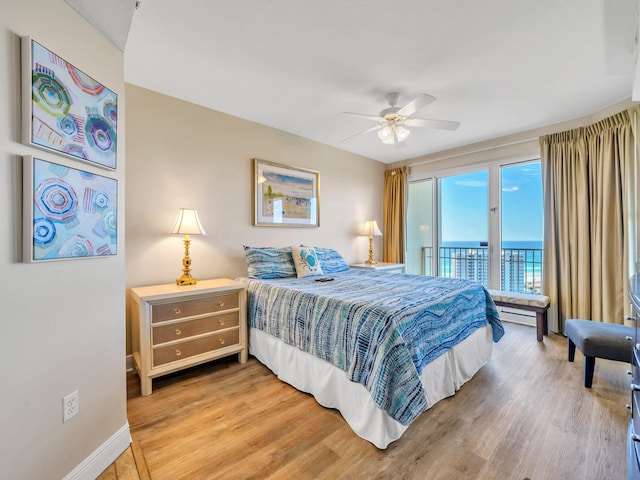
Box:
170;208;206;285
362;220;382;264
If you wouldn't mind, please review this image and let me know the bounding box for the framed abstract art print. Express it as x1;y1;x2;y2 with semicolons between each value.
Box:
23;156;118;262
22;37;118;170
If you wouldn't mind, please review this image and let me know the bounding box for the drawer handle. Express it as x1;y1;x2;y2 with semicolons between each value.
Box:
218;319;225;326
218;301;225;307
174;308;181;315
175;329;182;336
175;349;182;357
632;383;640;392
633;433;640;443
219;338;226;345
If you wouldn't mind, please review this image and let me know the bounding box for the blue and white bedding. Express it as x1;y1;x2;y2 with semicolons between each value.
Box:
247;269;503;426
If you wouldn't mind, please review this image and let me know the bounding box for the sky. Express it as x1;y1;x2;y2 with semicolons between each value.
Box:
440;162;543;243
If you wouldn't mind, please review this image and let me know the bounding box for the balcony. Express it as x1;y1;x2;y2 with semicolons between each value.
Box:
421;246;543;294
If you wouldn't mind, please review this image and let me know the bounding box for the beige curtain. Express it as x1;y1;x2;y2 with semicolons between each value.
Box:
383;167;407;263
540;110;634;332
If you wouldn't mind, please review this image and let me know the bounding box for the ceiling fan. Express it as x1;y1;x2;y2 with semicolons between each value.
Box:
341;92;460;145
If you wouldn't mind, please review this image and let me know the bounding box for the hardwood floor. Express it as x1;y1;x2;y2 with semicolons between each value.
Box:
123;323;629;480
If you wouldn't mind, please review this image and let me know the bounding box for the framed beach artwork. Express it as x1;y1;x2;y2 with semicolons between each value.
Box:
254;159;320;227
23;156;118;262
22;37;118;170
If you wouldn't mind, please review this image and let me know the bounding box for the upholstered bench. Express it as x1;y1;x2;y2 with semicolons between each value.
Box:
565;319;633;388
488;290;550;341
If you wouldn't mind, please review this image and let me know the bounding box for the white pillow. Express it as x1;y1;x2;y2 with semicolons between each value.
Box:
290;245;324;278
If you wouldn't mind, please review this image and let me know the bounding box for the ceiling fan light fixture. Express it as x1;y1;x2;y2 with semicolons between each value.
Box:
377;124;410;144
341;92;458;144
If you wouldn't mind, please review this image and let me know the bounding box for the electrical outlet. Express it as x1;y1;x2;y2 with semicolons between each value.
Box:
63;391;79;422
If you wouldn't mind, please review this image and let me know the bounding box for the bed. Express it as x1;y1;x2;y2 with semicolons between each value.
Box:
242;246;504;448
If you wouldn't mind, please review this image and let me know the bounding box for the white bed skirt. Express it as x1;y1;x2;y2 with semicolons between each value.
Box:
249;324;494;449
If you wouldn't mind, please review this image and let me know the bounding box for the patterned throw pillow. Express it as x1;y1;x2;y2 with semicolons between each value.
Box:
290;246;324;278
314;248;350;273
243;246;296;279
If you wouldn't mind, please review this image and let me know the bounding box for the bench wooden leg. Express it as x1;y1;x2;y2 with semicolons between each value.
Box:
568;338;576;362
584;356;595;388
535;311;546;342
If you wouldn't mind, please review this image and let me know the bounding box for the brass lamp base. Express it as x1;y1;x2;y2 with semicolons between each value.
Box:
365;234;377;264
176;274;197;286
176;235;197;286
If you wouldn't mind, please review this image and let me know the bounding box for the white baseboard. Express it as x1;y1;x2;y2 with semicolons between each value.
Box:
63;422;131;480
126;354;134;372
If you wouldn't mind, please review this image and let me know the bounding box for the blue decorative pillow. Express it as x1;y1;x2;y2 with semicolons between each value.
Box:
243;246;296;279
314;248;350;273
291;246;324;278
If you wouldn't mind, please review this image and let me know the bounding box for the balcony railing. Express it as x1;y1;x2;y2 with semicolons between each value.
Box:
421;246;542;294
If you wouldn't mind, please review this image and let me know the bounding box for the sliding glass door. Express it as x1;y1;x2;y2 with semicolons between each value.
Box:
406;180;433;275
406;160;543;293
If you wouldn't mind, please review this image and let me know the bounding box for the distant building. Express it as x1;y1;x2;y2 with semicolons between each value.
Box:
439;246;541;294
501;250;525;292
451;249;488;285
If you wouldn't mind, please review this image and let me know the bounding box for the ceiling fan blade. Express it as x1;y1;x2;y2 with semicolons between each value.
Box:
404;118;460;130
397;94;436;117
341;112;383;122
340;124;383;143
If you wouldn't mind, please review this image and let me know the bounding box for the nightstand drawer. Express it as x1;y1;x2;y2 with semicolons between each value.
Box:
152;311;240;345
153;328;240;366
151;293;239;323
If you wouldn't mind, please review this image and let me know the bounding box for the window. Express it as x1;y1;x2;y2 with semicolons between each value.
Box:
406;160;543;293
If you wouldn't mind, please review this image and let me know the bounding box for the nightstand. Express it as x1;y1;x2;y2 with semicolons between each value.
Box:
130;278;247;396
350;262;406;273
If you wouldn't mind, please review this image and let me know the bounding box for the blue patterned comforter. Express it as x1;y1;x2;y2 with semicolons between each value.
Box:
246;269;503;425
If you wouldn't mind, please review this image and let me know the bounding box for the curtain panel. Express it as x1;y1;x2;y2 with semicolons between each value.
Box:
383;167;407;264
540;109;636;332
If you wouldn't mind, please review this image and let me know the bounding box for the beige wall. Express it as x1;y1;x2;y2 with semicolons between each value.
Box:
125;84;385;353
0;1;128;479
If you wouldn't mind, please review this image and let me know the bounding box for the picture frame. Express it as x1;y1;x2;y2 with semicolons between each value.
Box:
254;158;320;227
23;156;118;262
22;37;118;170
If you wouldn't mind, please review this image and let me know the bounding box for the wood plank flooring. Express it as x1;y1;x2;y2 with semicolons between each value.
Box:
96;441;149;480
122;323;629;480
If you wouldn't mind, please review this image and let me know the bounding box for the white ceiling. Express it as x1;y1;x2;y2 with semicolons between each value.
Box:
119;0;638;164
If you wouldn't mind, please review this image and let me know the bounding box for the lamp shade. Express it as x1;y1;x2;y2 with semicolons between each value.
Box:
170;208;207;236
395;125;410;142
378;126;393;144
362;220;382;237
